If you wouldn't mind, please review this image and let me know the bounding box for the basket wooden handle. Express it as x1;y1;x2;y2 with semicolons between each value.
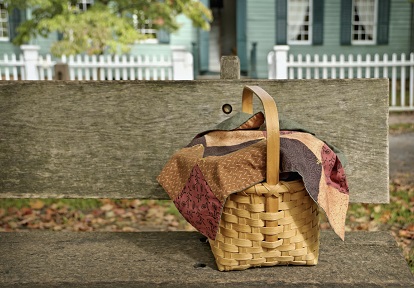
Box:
242;86;280;185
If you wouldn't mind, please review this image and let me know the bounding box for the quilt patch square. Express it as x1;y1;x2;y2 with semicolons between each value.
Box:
173;164;222;239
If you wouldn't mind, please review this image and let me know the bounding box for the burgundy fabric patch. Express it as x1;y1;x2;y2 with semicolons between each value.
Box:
173;164;222;239
321;144;349;194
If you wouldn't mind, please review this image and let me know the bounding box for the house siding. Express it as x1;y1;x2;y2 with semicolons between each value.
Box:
170;14;197;50
0;42;18;55
246;0;276;79
287;0;412;59
1;1;412;78
249;0;412;78
1;13;196;59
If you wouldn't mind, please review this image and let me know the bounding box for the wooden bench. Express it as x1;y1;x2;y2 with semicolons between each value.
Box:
0;57;413;287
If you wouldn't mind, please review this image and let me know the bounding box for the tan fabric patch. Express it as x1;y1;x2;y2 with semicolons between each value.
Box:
197;140;267;203
237;112;265;130
205;131;264;147
282;132;349;240
157;145;204;200
281;132;325;161
318;175;349;240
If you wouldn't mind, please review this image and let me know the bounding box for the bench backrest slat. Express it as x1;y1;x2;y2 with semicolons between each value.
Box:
0;78;389;203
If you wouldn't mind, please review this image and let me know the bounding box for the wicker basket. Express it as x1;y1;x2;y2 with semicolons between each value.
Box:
209;86;320;271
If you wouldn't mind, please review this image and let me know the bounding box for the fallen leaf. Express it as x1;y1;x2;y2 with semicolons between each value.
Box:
122;227;138;232
101;204;113;211
29;200;44;210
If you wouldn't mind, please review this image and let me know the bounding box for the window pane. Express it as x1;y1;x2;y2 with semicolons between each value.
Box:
287;0;312;44
76;0;94;11
352;0;376;44
133;10;158;39
0;3;9;39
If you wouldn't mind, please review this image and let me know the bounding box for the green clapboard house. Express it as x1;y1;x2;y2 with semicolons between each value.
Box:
0;0;413;79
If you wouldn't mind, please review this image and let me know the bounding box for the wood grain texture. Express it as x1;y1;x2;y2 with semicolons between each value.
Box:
0;231;412;287
0;79;389;202
220;56;240;79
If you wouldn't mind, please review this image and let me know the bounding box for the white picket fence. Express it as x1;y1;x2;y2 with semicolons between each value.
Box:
61;54;173;81
0;53;26;80
268;46;414;111
1;45;193;81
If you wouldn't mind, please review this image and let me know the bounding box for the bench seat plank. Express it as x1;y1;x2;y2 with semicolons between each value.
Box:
0;79;388;202
0;231;412;287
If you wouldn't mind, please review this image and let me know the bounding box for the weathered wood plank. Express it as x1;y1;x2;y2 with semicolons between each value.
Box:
0;231;412;287
220;56;240;79
0;79;388;202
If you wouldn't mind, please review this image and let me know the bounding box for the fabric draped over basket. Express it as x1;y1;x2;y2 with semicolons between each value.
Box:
157;111;349;241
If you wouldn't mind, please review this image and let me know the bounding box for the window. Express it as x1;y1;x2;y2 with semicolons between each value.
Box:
287;0;312;44
341;0;389;45
276;0;323;46
351;0;377;44
133;10;158;42
76;0;94;12
0;1;9;40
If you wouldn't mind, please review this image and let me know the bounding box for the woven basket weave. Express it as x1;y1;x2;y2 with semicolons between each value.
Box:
209;86;320;271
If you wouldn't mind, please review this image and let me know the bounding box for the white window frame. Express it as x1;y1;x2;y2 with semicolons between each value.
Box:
0;0;9;41
132;11;158;44
76;0;94;12
351;0;378;45
287;0;313;45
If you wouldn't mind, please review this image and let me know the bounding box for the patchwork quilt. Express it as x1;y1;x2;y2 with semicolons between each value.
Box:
157;112;349;240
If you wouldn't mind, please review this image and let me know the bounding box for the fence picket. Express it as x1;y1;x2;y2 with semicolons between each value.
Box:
122;55;128;80
383;54;388;78
69;55;75;80
145;55;150;80
20;54;26;80
356;54;362;78
410;53;414;108
46;54;53;80
77;55;84;80
107;55;113;81
298;54;304;79
331;55;336;79
168;65;172;80
339;54;345;79
160;55;166;80
129;55;136;80
322;54;328;79
4;54;10;80
152;55;158;80
365;54;371;78
374;54;380;78
11;54;18;80
38;56;45;80
306;54;311;79
92;55;98;80
84;55;90;80
137;55;143;80
400;54;406;107
114;55;121;80
391;53;397;107
314;54;319;79
289;54;295;79
348;54;354;79
99;55;105;80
